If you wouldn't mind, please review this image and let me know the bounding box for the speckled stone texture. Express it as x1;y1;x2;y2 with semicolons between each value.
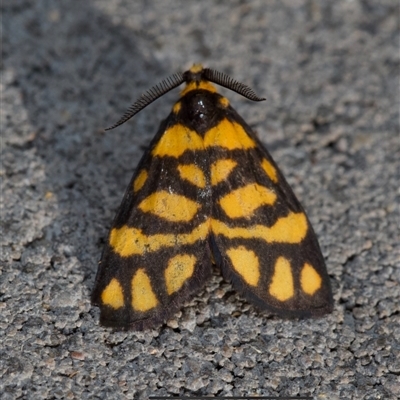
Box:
1;1;399;399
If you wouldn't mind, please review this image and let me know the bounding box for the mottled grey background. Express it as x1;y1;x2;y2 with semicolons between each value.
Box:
1;1;399;399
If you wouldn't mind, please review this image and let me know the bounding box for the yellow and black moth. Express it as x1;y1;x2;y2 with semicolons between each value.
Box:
92;64;333;330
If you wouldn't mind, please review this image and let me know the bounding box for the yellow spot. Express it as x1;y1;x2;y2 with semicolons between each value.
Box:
101;278;124;309
172;101;181;114
204;119;255;150
211;159;237;186
189;64;203;73
177;164;206;188
219;183;277;219
226;246;260;286
45;191;54;199
152;124;203;157
261;159;278;183
181;81;217;96
219;97;230;108
165;254;196;295
301;263;322;295
131;269;158;312
110;221;209;257
269;257;294;301
133;170;148;192
211;212;308;243
138;191;199;222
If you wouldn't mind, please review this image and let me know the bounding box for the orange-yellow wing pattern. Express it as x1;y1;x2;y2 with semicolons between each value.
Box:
92;118;213;330
205;111;332;317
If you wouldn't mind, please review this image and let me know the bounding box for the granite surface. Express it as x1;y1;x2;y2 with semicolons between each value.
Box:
1;1;399;399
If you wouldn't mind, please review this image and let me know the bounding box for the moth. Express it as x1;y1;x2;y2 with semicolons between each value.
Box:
91;64;333;330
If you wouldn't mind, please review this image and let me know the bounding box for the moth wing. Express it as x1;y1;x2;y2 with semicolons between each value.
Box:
209;111;333;317
91;118;213;330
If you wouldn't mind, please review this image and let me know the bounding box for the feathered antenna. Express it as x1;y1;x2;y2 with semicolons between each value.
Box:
105;72;185;130
202;68;265;102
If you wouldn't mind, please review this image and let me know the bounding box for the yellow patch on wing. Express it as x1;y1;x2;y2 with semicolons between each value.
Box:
219;183;277;219
261;159;278;183
165;254;196;295
110;221;209;257
177;164;206;188
181;81;217;97
138;191;200;222
211;212;308;243
101;278;124;309
301;263;322;295
269;257;294;301
211;159;237;186
204;119;256;150
133;170;148;192
152;124;203;157
131;268;158;312
226;246;260;286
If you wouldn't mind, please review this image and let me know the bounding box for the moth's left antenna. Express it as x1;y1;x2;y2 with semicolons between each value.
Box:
106;72;185;130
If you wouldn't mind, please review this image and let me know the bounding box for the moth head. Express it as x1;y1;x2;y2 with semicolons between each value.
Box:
105;64;265;131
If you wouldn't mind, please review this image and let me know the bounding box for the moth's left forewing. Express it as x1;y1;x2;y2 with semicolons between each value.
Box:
92;113;214;330
209;106;333;318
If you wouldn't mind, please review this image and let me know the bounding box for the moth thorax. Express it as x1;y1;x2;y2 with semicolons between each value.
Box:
180;91;223;133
